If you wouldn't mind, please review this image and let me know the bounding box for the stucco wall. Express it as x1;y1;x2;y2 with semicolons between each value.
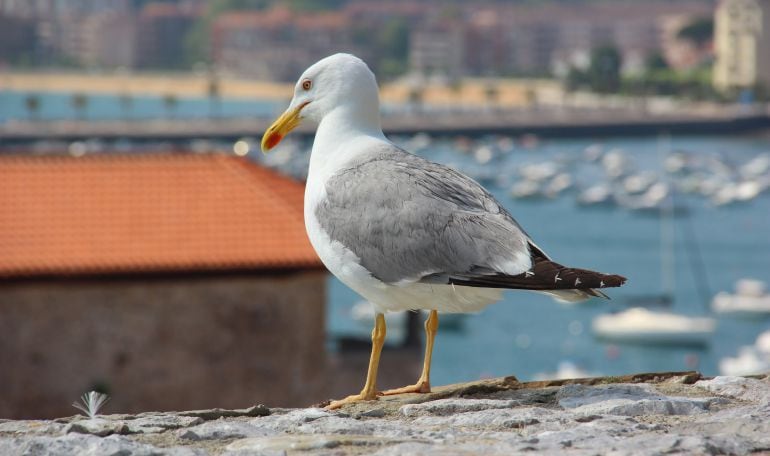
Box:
0;271;327;419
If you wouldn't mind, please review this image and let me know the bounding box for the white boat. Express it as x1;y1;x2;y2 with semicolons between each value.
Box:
719;330;770;376
710;180;762;206
664;151;688;174
473;145;495;165
617;182;668;212
739;153;770;179
533;361;600;381
712;279;770;315
406;132;432;153
583;144;604;162
544;173;573;198
510;180;542;200
719;346;770;376
576;184;614;207
601;149;631;179
518;162;560;181
622;172;657;195
592;307;716;345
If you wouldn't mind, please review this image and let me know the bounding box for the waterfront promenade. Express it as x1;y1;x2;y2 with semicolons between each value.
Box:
1;105;769;144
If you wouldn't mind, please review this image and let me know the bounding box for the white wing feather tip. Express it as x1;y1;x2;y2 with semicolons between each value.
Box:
72;391;110;419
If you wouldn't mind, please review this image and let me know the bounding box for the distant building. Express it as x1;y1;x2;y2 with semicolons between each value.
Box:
135;2;197;69
81;12;137;68
0;0;716;79
0;0;132;19
458;1;710;77
713;0;770;91
0;154;328;419
0;13;37;64
409;21;465;80
0;0;57;19
212;6;365;81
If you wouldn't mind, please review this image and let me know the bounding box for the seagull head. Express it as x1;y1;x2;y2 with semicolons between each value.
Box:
261;53;381;153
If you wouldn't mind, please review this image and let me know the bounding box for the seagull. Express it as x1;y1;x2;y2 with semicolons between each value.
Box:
261;54;626;409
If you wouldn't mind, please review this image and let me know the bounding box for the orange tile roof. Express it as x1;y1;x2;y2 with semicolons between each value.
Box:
0;153;322;279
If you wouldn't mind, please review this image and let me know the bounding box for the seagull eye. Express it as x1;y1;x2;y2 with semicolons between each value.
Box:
302;79;312;91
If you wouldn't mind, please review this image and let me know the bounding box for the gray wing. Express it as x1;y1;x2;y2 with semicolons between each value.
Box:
316;145;533;285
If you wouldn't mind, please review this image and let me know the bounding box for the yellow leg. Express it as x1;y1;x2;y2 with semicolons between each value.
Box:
381;310;438;395
326;313;387;410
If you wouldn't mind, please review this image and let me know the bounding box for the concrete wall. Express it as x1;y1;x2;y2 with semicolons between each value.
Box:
0;271;328;419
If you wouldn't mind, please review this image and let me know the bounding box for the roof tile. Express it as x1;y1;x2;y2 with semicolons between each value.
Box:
0;153;322;278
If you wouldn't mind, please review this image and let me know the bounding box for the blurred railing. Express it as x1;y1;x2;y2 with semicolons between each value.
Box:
1;103;768;144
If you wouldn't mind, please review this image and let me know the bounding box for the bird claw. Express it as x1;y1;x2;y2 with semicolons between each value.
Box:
380;381;431;396
324;392;379;410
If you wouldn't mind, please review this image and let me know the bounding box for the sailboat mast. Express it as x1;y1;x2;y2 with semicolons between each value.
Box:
659;133;675;300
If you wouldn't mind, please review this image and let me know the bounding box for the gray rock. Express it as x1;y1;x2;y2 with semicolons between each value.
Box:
696;376;770;404
0;433;205;456
179;420;272;441
558;383;716;416
178;405;270;420
557;383;658;408
527;415;642;451
371;440;532;456
257;408;327;423
65;418;130;436
225;434;396;455
604;433;755;456
4;374;770;456
412;407;557;429
247;408;331;434
353;407;386;418
681;403;770;450
0;420;65;436
400;398;521;417
296;415;385;435
124;414;204;434
573;396;714;416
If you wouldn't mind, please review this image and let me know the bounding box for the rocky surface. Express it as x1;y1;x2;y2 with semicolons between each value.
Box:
2;372;769;455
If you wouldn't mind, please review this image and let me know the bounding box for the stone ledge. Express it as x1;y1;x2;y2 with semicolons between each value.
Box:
2;372;769;455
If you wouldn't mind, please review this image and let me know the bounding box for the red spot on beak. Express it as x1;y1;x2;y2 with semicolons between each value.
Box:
265;132;283;150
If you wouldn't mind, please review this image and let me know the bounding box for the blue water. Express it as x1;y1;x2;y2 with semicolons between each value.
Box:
0;90;282;122
324;133;770;385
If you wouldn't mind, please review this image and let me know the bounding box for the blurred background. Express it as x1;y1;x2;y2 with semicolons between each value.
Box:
1;0;769;419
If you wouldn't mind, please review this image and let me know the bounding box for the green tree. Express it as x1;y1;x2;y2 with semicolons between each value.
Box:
564;67;587;92
283;0;346;11
449;79;463;99
162;93;179;119
207;74;221;119
24;94;41;121
183;0;272;67
677;17;713;48
408;86;424;114
587;46;622;94
375;18;410;79
645;52;669;72
484;83;500;110
119;93;133;120
71;93;88;120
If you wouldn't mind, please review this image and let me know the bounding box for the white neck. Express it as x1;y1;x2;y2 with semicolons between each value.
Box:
308;106;386;182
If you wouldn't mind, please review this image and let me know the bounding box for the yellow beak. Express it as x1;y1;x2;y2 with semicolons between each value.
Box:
261;101;308;153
